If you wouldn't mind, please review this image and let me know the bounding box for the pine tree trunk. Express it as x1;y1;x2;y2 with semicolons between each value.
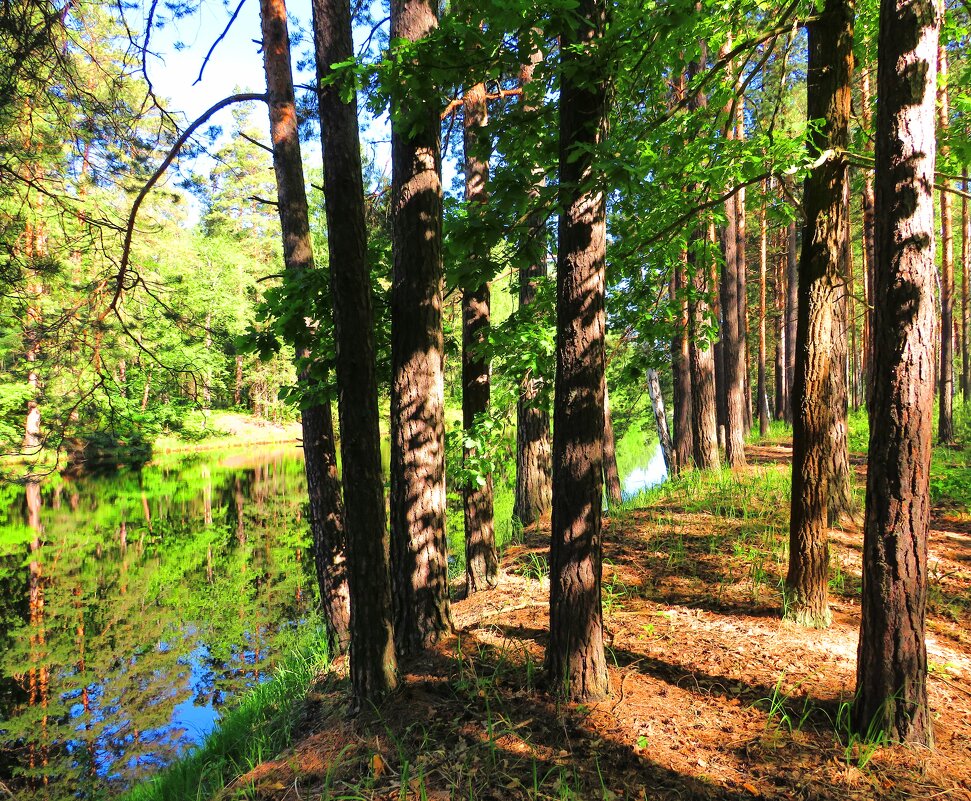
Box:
671;256;694;473
963;168;970;401
855;0;937;747
389;0;452;656
462;80;498;594
860;70;877;411
234;355;244;406
546;0;609;702
261;0;351;655
758;185;770;436
688;230;720;470
721;179;747;467
301;393;352;654
937;35;954;443
603;385;623;506
736;101;753;434
785;0;853;628
313;0;397;700
514;44;553;527
775;233;787;420
785;214;798;424
828;217;852;525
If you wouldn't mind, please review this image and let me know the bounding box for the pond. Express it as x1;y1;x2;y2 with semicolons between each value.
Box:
0;436;665;799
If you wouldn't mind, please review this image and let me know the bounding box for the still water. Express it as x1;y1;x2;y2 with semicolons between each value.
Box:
0;446;317;799
0;439;666;799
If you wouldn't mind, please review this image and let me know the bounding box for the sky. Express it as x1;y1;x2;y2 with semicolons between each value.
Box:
137;0;398;192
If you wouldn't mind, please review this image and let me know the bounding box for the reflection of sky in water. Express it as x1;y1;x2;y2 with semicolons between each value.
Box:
622;444;668;499
61;626;275;786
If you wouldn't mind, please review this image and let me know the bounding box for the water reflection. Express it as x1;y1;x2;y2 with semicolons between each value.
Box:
622;443;668;499
0;447;316;799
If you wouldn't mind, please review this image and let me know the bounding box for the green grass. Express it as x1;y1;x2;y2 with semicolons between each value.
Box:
123;622;330;801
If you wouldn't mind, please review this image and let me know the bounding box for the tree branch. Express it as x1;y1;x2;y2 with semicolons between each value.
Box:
103;92;268;321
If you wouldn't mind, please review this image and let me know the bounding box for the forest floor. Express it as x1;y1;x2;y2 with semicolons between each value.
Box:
217;433;971;801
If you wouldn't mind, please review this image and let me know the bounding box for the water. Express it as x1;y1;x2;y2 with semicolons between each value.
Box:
0;437;665;799
0;446;317;799
622;443;668;499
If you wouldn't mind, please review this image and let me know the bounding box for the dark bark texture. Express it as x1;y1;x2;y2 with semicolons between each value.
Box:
721;183;747;467
462;81;498;594
313;0;397;700
785;0;853;628
937;36;954;444
546;0;609;702
855;0;937;747
688;228;720;470
260;0;351;654
389;0;452;656
671;258;694;474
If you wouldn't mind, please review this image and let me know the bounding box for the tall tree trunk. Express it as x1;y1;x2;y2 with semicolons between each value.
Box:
603;384;623;506
828;187;852;525
689;228;721;469
785;0;853;628
546;0;609;702
687;53;719;470
314;0;397;700
775;232;787;420
855;0;937;746
720;164;747;467
847;191;860;411
860;69;877;410
261;0;351;655
937;34;954;443
758;183;770;436
647;368;674;472
671;255;694;473
389;0;451;655
514;43;553;527
736;98;753;434
785;212;798;424
462;80;498;593
963;168;970;401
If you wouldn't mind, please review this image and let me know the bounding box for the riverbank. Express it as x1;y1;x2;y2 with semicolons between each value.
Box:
152;412;303;453
124;411;971;801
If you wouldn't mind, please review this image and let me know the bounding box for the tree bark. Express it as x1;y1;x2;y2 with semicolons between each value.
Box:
775;231;787;421
855;0;937;747
720;164;747;467
689;227;721;470
963;168;970;401
758;183;770;436
546;0;609;702
785;0;853;628
937;34;954;444
514;43;553;527
462;80;498;593
389;0;452;655
671;255;694;473
860;69;877;411
785;213;798;424
313;0;397;700
603;384;623;507
736;99;752;434
647;368;674;472
260;0;351;654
